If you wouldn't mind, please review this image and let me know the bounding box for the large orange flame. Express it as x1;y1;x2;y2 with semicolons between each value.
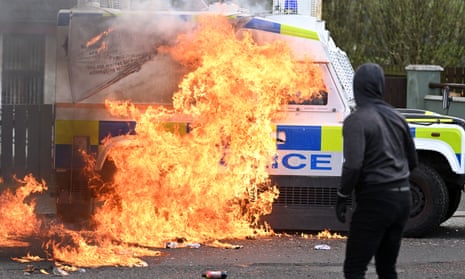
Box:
0;175;47;246
81;15;325;250
4;15;330;268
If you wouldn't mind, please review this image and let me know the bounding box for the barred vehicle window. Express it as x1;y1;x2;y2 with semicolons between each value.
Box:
1;34;45;105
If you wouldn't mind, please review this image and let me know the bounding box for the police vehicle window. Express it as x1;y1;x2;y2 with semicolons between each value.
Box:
287;61;328;105
287;90;328;105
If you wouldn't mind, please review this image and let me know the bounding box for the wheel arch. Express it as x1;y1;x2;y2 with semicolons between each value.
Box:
417;149;464;188
414;138;462;174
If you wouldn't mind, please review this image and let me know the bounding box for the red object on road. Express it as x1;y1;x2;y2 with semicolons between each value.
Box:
202;270;228;278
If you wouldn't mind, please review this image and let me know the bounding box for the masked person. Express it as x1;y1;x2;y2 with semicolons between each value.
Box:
336;63;418;279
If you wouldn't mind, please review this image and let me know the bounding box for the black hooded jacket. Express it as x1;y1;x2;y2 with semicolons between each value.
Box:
338;63;418;196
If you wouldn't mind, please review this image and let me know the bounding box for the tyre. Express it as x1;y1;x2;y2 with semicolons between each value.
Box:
403;163;449;237
442;186;462;222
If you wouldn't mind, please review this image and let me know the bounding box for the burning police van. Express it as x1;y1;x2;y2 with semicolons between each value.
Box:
54;0;465;238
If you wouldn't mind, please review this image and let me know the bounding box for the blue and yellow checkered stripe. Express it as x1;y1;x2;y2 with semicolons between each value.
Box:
276;125;462;168
243;18;320;41
276;125;342;152
55;120;188;168
55;122;463;169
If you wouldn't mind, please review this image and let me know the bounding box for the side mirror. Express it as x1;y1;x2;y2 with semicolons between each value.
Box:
442;86;451;110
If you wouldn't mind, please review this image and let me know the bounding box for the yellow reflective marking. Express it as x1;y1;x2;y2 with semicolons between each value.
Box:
163;122;188;136
55;120;99;145
415;127;462;153
270;124;279;144
321;126;342;151
406;118;453;123
280;24;320;41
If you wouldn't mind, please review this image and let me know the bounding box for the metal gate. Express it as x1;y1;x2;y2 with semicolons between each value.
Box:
385;74;407;108
0;104;53;187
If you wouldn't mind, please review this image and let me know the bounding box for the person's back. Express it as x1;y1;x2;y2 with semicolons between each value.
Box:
336;63;418;279
347;102;415;193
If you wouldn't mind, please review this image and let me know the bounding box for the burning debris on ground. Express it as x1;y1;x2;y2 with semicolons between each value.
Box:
0;175;47;248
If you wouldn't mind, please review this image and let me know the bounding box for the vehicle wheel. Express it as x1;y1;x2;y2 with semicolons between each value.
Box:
442;186;462;222
403;163;449;237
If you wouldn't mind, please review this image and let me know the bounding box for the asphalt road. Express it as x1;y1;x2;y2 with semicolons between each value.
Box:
1;196;464;279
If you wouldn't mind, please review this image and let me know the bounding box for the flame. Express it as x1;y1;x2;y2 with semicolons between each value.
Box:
316;229;346;239
51;14;326;261
11;252;45;263
97;41;107;54
89;101;277;246
2;15;329;268
0;175;47;247
85;28;114;48
46;229;157;267
46;15;327;266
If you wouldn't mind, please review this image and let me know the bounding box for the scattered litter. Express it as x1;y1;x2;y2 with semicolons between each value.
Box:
39;268;50;275
186;243;201;248
209;240;243;249
165;241;177;249
52;267;69;276
133;260;148;267
314;244;331;250
23;264;34;276
57;264;86;273
202;270;228;278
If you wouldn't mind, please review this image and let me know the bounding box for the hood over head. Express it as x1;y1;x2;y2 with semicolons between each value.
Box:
353;63;386;107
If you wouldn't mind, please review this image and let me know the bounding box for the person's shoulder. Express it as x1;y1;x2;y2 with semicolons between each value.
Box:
384;106;407;121
344;109;368;127
348;106;375;119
